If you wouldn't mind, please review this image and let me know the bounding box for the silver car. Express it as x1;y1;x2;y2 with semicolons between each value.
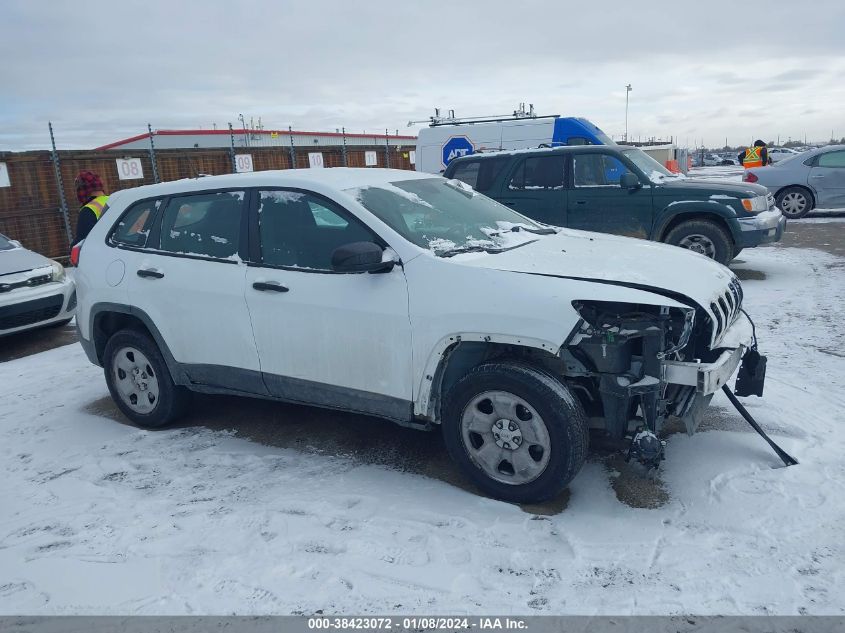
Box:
0;232;76;336
744;145;845;218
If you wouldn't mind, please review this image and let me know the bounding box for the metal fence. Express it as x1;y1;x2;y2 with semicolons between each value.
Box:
0;124;417;261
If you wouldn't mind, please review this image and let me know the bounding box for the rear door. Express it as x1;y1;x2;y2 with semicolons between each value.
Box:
566;152;654;239
493;154;567;226
809;149;845;207
123;189;262;390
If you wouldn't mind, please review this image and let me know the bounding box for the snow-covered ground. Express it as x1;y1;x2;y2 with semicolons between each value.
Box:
1;246;844;616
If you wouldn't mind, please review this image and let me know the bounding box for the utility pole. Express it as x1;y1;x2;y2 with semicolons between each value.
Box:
624;84;632;142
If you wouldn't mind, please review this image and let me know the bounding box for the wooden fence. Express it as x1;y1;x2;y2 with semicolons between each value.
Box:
0;144;416;260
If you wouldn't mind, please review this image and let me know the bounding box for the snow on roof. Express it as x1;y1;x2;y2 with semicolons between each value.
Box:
114;168;435;202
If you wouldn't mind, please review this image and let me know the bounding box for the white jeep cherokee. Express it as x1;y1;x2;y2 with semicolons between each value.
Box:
75;168;757;503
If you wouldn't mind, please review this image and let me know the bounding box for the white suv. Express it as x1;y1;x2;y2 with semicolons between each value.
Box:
75;168;759;502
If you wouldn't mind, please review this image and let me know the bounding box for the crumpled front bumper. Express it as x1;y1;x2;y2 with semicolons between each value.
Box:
662;311;754;395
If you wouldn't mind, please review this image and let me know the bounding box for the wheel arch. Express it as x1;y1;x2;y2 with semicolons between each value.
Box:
657;209;737;245
415;333;565;424
90;302;185;384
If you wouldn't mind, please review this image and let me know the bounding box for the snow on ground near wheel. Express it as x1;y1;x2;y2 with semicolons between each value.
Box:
1;246;844;615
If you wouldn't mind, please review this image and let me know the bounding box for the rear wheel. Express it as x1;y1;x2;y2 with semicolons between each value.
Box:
442;362;588;503
776;186;814;219
664;219;733;265
103;329;190;428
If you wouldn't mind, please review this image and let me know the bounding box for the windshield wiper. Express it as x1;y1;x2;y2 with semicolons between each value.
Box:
490;225;557;236
438;239;539;257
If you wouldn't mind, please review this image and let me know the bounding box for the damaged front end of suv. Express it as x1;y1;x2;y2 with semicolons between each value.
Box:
563;277;758;468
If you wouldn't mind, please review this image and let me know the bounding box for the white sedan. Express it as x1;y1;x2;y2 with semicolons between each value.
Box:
769;147;801;163
0;232;76;336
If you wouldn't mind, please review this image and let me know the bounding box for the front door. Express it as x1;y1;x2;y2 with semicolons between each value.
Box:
566;152;654;239
494;154;567;226
809;149;845;208
244;189;414;421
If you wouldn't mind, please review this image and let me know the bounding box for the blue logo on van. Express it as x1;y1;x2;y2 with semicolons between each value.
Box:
442;136;474;167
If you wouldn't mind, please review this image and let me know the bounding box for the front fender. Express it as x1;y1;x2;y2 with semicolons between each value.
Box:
414;332;563;420
653;201;741;243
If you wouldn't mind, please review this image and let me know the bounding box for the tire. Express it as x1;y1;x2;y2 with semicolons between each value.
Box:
103;328;190;428
664;219;734;265
776;186;814;219
442;361;588;504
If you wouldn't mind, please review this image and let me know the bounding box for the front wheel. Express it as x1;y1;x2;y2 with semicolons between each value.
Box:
776;186;814;219
442;362;588;503
664;219;734;265
103;329;190;428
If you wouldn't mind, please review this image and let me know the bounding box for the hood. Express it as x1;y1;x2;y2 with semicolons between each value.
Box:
456;229;739;345
657;177;767;197
0;246;53;276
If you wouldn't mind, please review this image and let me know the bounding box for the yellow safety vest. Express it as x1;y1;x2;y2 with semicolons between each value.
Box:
743;147;763;169
83;194;109;219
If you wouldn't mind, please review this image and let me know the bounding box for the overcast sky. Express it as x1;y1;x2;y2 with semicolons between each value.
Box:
2;0;844;150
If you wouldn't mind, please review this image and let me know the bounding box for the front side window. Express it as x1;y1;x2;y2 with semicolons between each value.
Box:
817;151;845;168
349;177;553;256
620;148;677;183
573;154;633;187
508;155;565;191
0;233;15;251
257;190;376;270
158;191;244;259
110;198;161;248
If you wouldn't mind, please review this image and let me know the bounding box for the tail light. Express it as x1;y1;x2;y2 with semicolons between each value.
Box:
70;241;83;267
743;172;758;183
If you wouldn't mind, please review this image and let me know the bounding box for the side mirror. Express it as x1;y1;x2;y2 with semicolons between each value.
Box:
620;173;641;189
331;241;395;273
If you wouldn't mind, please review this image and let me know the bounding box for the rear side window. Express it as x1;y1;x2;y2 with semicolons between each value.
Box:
508;155;565;190
817;151;845;168
158;191;244;259
110;199;161;248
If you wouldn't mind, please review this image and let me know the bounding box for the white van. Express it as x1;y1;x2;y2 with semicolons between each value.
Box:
416;115;614;174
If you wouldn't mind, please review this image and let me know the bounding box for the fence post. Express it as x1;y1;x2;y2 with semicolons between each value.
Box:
342;127;348;167
288;126;296;169
147;123;160;183
228;123;237;172
48;121;73;247
384;129;390;168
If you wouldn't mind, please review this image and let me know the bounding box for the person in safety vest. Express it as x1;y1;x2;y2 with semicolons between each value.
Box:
72;170;109;247
738;140;771;169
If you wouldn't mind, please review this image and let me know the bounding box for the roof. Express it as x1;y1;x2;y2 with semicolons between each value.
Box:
107;168;434;205
448;144;628;163
96;128;418;151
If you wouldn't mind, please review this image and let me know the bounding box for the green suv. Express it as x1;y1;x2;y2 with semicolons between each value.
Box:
443;145;785;264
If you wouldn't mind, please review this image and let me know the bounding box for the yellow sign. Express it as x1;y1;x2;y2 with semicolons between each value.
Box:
270;131;279;139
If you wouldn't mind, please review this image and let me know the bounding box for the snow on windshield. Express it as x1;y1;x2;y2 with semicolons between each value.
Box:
349;178;551;256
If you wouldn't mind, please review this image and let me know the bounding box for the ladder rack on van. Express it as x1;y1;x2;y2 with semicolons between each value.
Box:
408;104;559;128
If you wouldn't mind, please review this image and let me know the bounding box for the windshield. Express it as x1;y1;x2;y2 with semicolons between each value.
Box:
0;233;15;251
348;178;554;255
621;148;678;183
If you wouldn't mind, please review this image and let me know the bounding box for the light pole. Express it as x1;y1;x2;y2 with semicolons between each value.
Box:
624;84;632;142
